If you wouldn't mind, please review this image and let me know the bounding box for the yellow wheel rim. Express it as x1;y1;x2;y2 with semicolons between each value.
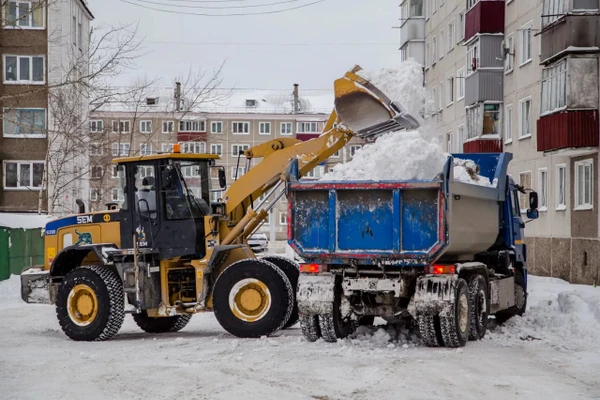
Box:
67;284;99;326
228;279;271;323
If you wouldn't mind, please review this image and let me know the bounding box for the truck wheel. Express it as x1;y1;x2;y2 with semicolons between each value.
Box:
56;265;125;341
132;311;192;333
213;259;294;338
318;278;354;343
262;256;299;329
468;275;488;341
495;268;527;324
300;314;321;342
439;278;469;348
417;315;443;347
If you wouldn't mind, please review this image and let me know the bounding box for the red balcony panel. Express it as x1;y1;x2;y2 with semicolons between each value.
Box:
296;133;319;142
465;1;505;42
177;132;208;142
537;110;599;152
463;139;502;153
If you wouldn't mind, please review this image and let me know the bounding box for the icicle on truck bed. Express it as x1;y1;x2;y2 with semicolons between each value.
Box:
289;130;540;348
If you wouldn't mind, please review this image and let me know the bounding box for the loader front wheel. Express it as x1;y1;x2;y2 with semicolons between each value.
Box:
213;259;294;338
262;256;299;329
132;311;192;333
56;266;125;341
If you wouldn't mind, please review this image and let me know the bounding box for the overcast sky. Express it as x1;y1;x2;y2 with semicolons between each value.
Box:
90;0;402;90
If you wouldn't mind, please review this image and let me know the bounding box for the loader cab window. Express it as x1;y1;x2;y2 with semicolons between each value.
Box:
134;164;157;219
117;165;128;210
161;160;211;220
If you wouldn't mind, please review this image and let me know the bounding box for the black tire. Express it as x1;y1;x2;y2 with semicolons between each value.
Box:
495;268;527;324
318;277;354;343
56;265;125;341
213;259;294;338
440;278;470;348
132;311;192;333
418;315;444;347
262;256;299;329
468;275;489;341
300;314;321;342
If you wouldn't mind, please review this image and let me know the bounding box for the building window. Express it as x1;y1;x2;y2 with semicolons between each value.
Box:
232;144;250;157
466;103;501;140
210;144;223;156
231;166;247;179
467;0;479;9
458;10;465;41
556;164;566;210
180;142;206;154
446;131;453;153
89;188;100;202
279;211;288;226
518;172;531;212
232;121;250;134
139;143;152;156
280;122;293;135
505;104;513;143
542;0;568;27
259;122;271;135
89;143;103;156
448;20;455;51
91;166;103;180
161;143;173;153
411;0;424;16
457;125;465;152
2;108;46;138
3;55;44;84
112;143;130;157
211;121;223;134
111;188;123;202
519;24;532;65
112;120;130;134
575;159;593;210
519;98;532;139
5;1;45;28
432;0;437;12
446;76;454;106
179;120;206;132
505;35;515;73
538;168;548;211
541;60;567;116
438;81;444;111
3;161;44;190
439;29;445;59
331;149;340;158
467;41;479;75
72;15;76;46
425;42;431;68
304;166;325;179
350;145;362;157
139;120;152;134
297;122;320;133
432;36;437;64
456;68;465;100
400;45;408;62
162;121;174;134
90;120;104;133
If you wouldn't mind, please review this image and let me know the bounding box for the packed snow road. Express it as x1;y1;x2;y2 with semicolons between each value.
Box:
1;275;599;400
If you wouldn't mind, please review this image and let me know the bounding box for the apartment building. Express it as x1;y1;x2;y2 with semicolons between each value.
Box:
0;0;93;214
88;86;361;241
399;0;426;65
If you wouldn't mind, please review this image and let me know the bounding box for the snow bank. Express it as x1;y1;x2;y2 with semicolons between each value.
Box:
0;213;53;229
350;322;421;348
0;275;21;307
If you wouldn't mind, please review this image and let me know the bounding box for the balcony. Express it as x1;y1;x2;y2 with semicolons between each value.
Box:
465;0;505;43
464;103;503;153
464;35;504;106
400;17;425;48
463;137;503;153
540;14;600;64
537;110;599;153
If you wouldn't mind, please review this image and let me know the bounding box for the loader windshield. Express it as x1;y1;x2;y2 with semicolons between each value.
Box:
161;161;211;220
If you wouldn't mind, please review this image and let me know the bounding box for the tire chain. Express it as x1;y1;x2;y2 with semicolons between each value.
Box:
82;265;125;341
417;315;440;347
254;259;295;334
299;315;321;342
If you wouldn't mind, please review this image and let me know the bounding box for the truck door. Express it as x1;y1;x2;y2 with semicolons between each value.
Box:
509;186;526;265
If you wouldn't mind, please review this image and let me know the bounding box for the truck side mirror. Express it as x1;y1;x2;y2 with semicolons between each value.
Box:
526;209;539;220
529;192;538;210
218;168;227;189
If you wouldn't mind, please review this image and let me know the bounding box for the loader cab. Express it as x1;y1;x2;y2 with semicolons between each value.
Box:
113;152;221;260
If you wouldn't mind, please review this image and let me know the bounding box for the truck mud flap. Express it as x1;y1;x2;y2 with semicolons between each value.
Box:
297;274;336;315
414;274;459;315
21;268;52;304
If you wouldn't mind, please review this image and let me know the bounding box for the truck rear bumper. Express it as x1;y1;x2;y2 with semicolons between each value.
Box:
21;268;53;304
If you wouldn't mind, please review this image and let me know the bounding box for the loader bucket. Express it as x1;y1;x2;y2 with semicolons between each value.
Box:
334;67;420;138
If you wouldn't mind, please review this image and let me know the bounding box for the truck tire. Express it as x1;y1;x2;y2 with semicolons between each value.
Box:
132;311;192;333
318;278;353;343
262;256;299;329
56;265;125;341
495;268;527;324
439;278;470;348
300;314;321;342
418;315;443;347
213;259;294;338
468;275;488;341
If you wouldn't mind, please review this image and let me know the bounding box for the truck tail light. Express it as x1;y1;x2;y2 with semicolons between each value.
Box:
429;264;455;275
300;263;321;273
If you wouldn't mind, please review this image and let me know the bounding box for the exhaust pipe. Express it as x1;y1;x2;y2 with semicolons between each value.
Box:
76;199;86;214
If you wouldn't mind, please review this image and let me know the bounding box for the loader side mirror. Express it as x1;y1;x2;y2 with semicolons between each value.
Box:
529;192;538;210
218;168;227;189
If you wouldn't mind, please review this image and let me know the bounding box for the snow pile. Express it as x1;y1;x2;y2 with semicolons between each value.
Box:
0;275;21;308
453;158;494;187
0;213;54;229
489;276;600;351
349;321;421;348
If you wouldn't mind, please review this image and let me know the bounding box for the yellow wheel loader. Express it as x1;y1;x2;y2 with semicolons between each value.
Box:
20;66;419;341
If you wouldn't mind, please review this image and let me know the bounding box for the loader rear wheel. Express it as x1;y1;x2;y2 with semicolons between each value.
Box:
439;278;470;348
56;266;125;341
300;314;321;342
132;311;192;333
262;256;299;329
213;259;294;338
318;277;354;343
468;275;488;341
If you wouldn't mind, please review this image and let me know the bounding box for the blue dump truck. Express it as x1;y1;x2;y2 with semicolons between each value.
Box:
288;152;539;348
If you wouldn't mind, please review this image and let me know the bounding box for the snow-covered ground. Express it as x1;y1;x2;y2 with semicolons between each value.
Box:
1;275;599;400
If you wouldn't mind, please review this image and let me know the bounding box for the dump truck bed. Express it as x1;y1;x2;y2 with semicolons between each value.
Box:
287;153;512;266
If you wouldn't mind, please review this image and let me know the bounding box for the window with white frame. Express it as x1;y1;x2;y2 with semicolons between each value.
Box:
466;103;501;139
538;168;548;211
456;68;465;100
4;1;45;28
448;21;455;51
467;41;479;74
432;86;438;112
232;144;250;157
161;143;174;153
458;11;465;41
505;104;513;143
89;188;100;202
89;143;103;156
211;121;223;134
575;159;593;209
400;45;408;62
231;166;247;179
446;131;453;153
432;0;437;12
211;190;225;202
332;149;341;158
556;164;566;210
112;120;130;134
180;142;206;154
438;82;444;111
425;0;430;18
350;145;362;157
520;24;532;65
90;120;104;133
457;125;465;152
505;35;515;72
279;211;288;225
411;0;424;16
401;1;409;21
541;60;567;115
232;122;250;134
162;121;174;134
446;76;454;106
72;16;76;46
140;120;152;134
3;55;44;84
518;172;531;211
111;188;124;202
425;42;431;68
303;166;325;179
112;143;130;156
542;0;568;27
3;160;44;190
467;0;479;9
2;108;46;138
439;29;445;59
297;122;320;133
210;144;223;156
180;166;199;179
259;122;271;135
280;122;293;135
179;120;206;132
432;36;437;64
139;143;152;156
519;98;532;138
91;166;103;179
111;165;123;179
